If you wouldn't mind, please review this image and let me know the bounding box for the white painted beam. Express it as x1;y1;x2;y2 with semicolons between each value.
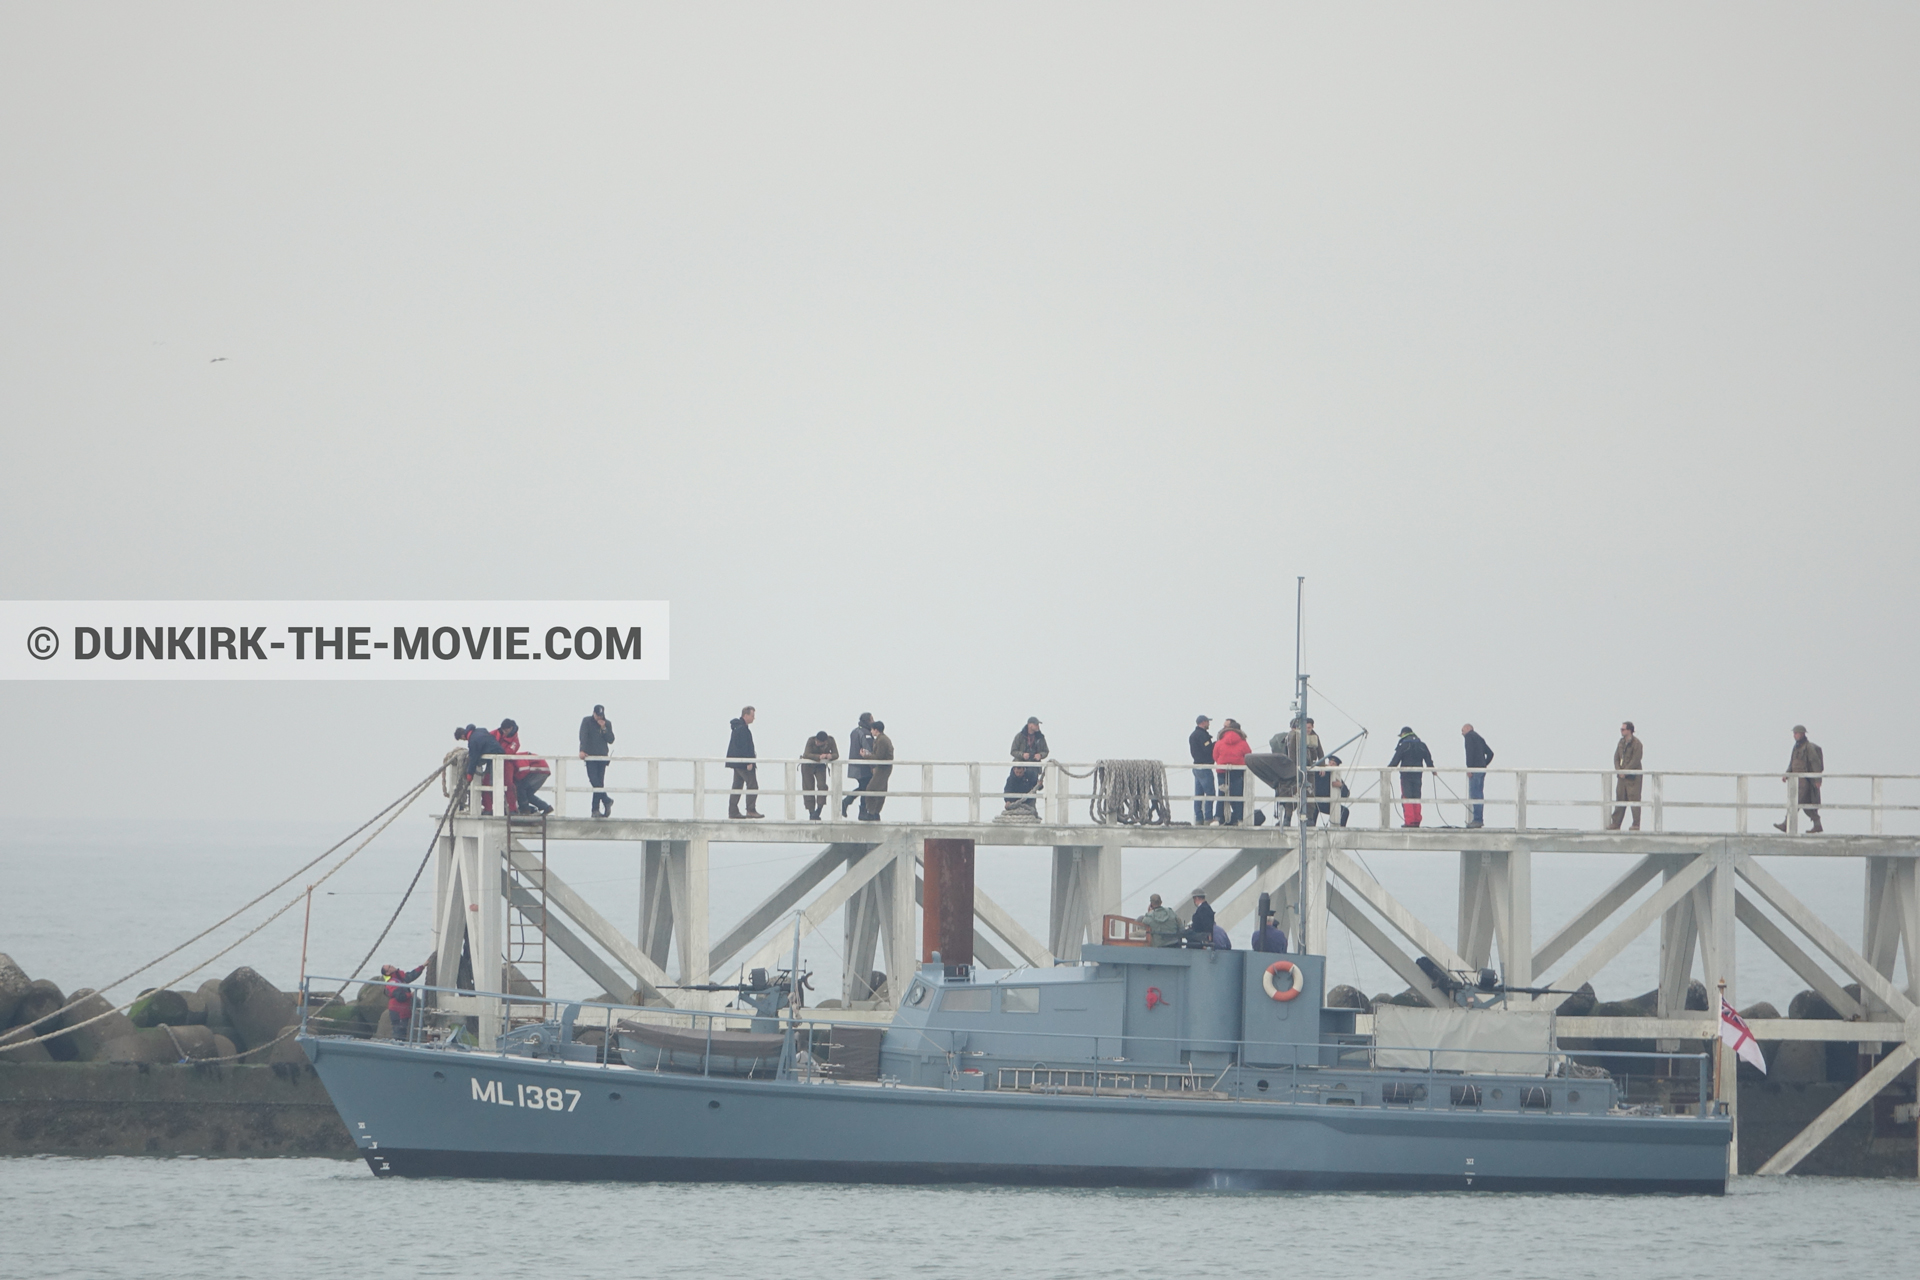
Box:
1736;855;1918;1021
1532;856;1661;975
1756;1042;1919;1176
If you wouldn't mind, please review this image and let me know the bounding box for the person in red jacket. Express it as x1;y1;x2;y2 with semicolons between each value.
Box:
380;961;428;1038
1212;719;1252;826
496;720;552;816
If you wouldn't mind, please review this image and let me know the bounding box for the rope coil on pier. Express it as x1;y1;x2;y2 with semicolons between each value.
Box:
1089;760;1172;826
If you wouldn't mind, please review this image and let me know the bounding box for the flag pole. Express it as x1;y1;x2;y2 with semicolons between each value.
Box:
1717;976;1732;1178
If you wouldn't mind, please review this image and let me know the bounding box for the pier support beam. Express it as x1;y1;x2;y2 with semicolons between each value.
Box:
1048;844;1120;961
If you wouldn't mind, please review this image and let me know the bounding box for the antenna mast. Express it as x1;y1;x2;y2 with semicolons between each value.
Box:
1294;576;1308;950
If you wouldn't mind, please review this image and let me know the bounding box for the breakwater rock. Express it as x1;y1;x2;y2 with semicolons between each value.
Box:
0;958;310;1067
0;1061;353;1157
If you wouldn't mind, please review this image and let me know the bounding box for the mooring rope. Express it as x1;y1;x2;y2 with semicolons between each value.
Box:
1089;759;1172;827
2;768;442;1055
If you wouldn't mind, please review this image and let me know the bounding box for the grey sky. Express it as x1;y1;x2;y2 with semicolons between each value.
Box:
2;7;1916;1000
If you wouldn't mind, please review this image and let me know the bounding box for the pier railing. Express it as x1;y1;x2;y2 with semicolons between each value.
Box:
456;754;1920;836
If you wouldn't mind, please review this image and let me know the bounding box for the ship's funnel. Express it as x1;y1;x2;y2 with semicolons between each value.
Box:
922;838;975;974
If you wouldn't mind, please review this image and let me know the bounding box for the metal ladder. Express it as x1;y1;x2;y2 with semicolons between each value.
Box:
504;813;549;1017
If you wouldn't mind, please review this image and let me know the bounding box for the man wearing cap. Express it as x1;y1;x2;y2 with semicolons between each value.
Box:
1137;893;1181;948
1777;725;1825;834
800;729;839;821
1184;890;1216;949
1188;716;1216;825
1003;717;1050;814
578;704;616;818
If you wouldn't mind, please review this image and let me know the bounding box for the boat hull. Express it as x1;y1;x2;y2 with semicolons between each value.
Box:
302;1037;1729;1194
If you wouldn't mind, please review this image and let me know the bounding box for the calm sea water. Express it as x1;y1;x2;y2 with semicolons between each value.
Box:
1;1156;1915;1279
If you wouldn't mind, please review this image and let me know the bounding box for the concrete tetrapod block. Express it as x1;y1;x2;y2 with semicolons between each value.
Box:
0;1024;55;1064
0;954;29;1029
101;1027;184;1064
57;990;138;1062
218;968;294;1058
129;989;191;1029
11;981;74;1060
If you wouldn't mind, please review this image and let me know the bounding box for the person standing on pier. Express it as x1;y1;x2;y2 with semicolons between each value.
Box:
1212;719;1251;825
1462;724;1494;829
579;704;616;818
842;712;875;818
800;730;838;821
727;707;764;820
1273;717;1324;826
1777;725;1825;834
1324;755;1352;827
861;721;894;820
1004;717;1050;815
1388;727;1433;827
1189;716;1216;825
1608;722;1643;830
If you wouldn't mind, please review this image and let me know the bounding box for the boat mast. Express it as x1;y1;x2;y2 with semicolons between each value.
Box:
1294;576;1307;950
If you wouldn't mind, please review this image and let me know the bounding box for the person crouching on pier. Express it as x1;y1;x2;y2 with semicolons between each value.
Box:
801;730;839;821
496;720;552;816
727;707;763;819
380;960;428;1040
1389;727;1433;828
861;721;894;820
579;704;615;818
455;724;505;814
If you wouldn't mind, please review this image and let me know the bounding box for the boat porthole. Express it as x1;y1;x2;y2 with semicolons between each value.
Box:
1256;1079;1269;1092
609;1092;622;1101
708;1100;722;1110
431;1071;445;1081
1568;1091;1581;1103
1490;1089;1503;1100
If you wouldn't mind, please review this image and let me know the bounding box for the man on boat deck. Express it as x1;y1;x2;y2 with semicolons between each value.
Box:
1250;913;1289;953
1184;890;1216;948
1138;893;1181;947
380;961;428;1038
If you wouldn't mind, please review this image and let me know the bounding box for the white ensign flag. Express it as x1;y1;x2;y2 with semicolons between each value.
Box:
1720;998;1766;1074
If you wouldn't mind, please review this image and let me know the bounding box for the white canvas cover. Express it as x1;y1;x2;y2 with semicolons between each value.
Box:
1371;1006;1555;1075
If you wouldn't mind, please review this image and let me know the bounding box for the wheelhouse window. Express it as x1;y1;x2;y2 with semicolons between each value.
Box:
939;988;990;1013
1001;987;1039;1014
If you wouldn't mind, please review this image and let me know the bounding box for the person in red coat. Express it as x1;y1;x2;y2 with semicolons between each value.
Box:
496;720;552;816
1212;720;1252;826
380;961;428;1038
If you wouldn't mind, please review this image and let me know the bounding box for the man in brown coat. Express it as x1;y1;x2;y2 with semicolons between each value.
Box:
1608;721;1644;830
800;731;839;821
1776;725;1824;834
860;721;894;821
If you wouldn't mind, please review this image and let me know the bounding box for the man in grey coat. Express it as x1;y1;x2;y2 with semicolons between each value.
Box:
1776;725;1825;834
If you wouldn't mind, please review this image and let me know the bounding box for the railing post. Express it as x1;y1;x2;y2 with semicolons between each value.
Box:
1515;771;1528;831
968;763;980;825
693;760;705;821
1379;769;1392;829
784;761;797;821
1786;776;1800;835
829;760;843;821
1600;771;1612;830
1650;772;1663;834
921;763;935;824
1872;776;1884;835
554;756;569;819
1736;775;1749;834
647;759;660;819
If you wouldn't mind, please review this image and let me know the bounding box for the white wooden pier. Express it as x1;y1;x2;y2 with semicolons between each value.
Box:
429;755;1920;1178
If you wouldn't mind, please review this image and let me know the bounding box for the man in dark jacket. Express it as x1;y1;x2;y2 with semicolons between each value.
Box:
861;721;894;821
842;712;875;818
1388;727;1434;828
455;724;504;814
1184;890;1216;948
578;704;616;818
1777;725;1825;834
1004;717;1049;814
726;706;763;820
1250;913;1289;954
1188;715;1216;825
1462;724;1494;829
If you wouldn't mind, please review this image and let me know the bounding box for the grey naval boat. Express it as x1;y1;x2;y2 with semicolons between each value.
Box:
299;943;1731;1193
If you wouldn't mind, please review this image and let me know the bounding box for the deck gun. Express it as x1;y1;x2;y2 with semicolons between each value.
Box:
1414;956;1583;1009
664;966;813;1032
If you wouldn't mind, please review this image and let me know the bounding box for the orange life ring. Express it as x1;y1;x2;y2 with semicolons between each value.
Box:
1262;959;1303;1002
